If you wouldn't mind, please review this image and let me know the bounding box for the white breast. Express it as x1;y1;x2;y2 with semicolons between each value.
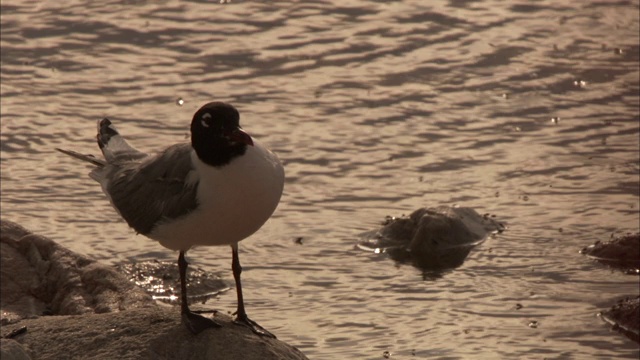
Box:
150;141;285;251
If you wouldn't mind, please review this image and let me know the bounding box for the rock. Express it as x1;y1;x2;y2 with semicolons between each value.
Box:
359;206;505;272
600;296;640;344
0;219;308;360
0;219;153;323
0;339;31;360
580;233;640;274
0;307;307;360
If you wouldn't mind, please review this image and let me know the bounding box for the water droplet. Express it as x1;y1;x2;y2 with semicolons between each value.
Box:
176;98;184;106
514;126;521;132
573;80;587;88
551;117;559;124
502;93;509;99
528;321;539;328
383;351;391;359
220;0;231;3
613;48;624;55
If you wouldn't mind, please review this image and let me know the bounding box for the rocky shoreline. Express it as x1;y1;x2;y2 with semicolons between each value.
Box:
0;219;307;360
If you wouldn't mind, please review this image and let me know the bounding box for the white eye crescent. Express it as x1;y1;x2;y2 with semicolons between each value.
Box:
201;113;212;127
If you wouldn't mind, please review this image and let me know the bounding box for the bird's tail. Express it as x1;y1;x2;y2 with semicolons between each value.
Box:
97;118;146;162
55;148;106;167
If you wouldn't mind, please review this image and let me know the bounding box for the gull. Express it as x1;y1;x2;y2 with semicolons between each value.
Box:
57;102;285;337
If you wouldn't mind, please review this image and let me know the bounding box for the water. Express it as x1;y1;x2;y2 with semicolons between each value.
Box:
1;0;639;358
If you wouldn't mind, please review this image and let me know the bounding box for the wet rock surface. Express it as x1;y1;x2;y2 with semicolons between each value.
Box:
600;296;640;344
0;219;308;360
581;233;640;344
0;339;31;360
116;260;228;305
580;232;640;274
359;206;505;273
0;306;308;360
0;219;153;324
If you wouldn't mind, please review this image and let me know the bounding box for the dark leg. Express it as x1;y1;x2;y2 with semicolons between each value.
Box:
231;244;276;338
178;251;221;334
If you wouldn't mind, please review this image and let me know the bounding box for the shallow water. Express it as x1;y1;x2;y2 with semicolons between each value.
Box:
1;0;639;358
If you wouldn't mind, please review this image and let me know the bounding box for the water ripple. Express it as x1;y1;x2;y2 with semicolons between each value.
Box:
1;0;639;358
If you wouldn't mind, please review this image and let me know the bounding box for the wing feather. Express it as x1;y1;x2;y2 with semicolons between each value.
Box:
105;143;200;235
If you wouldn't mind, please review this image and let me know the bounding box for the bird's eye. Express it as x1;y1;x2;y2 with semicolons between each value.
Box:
200;113;212;128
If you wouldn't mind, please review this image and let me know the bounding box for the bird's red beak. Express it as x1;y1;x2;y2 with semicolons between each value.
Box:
227;128;254;146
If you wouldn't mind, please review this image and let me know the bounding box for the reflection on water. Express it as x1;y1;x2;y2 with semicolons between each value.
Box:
116;260;229;304
1;0;639;358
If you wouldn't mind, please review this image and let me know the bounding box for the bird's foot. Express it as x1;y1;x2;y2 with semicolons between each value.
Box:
182;310;222;335
233;314;276;338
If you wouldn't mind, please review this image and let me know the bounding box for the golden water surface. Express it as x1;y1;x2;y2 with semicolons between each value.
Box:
1;1;639;358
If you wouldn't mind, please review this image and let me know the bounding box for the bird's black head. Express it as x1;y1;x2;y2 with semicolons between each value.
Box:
191;102;254;167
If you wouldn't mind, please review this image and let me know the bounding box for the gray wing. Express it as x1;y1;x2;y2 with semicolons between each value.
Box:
105;143;199;235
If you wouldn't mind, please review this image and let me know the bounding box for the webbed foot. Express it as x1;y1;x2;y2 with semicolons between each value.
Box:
182;310;222;335
233;314;276;338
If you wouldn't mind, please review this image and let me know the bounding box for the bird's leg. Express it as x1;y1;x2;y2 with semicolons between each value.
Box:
231;244;276;338
178;250;221;334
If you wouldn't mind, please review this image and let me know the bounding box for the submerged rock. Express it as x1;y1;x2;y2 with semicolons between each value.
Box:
581;233;639;344
0;219;308;360
580;233;640;274
600;296;640;344
359;206;505;272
